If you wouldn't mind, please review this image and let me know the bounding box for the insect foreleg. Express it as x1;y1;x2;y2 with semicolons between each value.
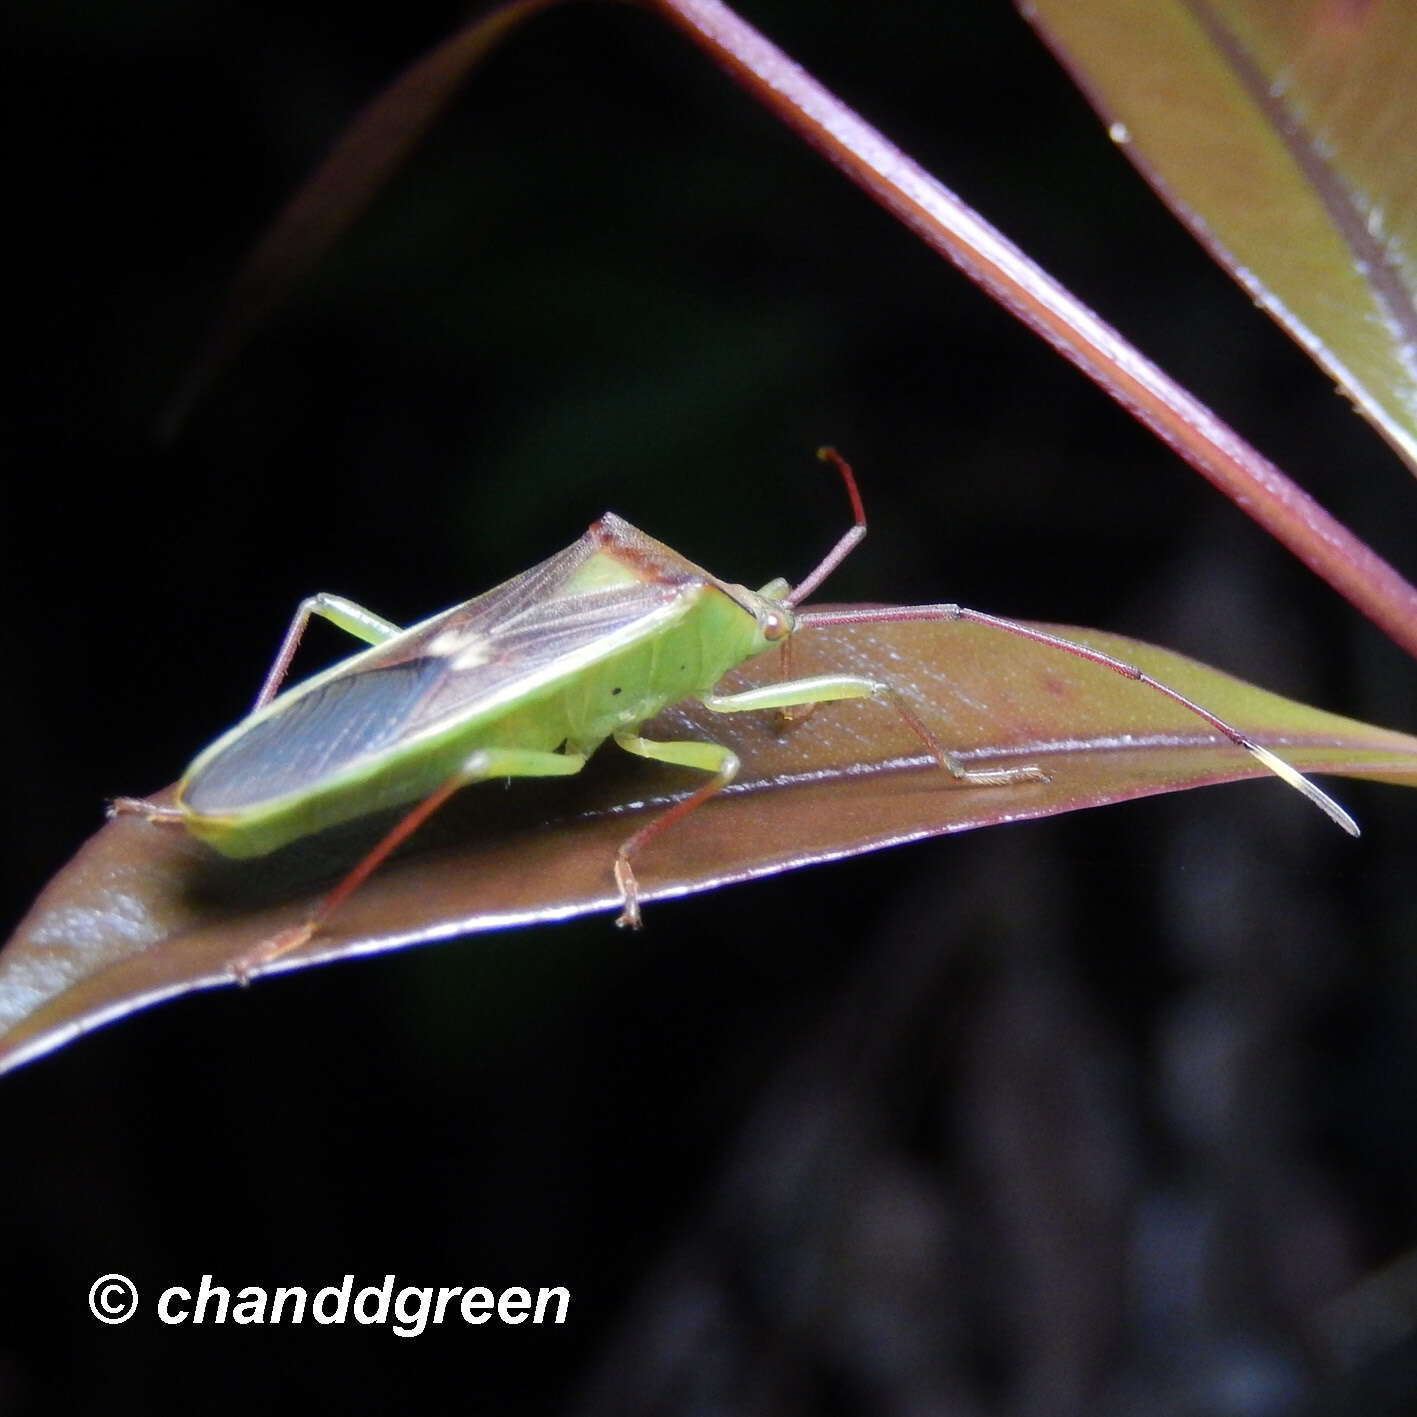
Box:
800;603;1359;835
611;733;741;930
702;673;880;715
254;593;404;709
702;675;1048;788
231;745;589;982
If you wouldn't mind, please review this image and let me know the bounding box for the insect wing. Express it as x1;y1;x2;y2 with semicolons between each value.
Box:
181;529;696;813
181;659;447;812
403;569;691;735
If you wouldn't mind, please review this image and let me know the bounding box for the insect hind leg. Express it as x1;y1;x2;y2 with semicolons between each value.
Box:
254;593;405;709
230;745;589;982
108;797;187;824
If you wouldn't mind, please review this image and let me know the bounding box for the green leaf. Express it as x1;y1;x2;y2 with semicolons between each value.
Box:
1022;0;1417;474
2;615;1412;1076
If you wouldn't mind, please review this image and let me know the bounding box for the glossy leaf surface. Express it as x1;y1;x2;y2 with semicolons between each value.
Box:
3;615;1413;1076
1022;0;1417;474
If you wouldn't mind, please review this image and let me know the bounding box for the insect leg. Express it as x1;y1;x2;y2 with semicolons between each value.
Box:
108;798;186;823
771;635;819;728
230;746;588;982
800;604;1358;834
254;593;404;709
610;733;741;930
702;676;1048;786
113;599;408;824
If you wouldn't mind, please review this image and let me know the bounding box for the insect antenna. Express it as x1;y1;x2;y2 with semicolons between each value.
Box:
783;447;867;607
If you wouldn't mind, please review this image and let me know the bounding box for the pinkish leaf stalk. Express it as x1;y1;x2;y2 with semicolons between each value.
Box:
644;0;1417;661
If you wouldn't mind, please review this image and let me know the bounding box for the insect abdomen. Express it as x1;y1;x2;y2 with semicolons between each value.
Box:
561;589;763;750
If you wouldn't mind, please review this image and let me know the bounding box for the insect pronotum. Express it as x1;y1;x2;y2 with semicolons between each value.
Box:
113;451;1356;978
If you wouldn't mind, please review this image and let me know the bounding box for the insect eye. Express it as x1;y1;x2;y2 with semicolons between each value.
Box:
761;610;790;643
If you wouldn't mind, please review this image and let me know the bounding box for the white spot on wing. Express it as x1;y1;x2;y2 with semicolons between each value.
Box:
427;627;493;667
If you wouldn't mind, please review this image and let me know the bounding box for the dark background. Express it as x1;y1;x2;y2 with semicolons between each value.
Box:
4;1;1417;1413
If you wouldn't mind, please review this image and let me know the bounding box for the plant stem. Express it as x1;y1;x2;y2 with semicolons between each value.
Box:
645;0;1417;660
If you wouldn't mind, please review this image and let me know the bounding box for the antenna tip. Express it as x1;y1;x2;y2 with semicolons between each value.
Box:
1248;743;1359;837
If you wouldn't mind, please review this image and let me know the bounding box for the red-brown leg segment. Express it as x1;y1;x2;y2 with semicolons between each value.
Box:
611;732;741;929
230;745;588;982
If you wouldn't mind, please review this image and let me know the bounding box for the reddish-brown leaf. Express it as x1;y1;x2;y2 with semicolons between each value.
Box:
3;616;1413;1076
1022;0;1417;475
